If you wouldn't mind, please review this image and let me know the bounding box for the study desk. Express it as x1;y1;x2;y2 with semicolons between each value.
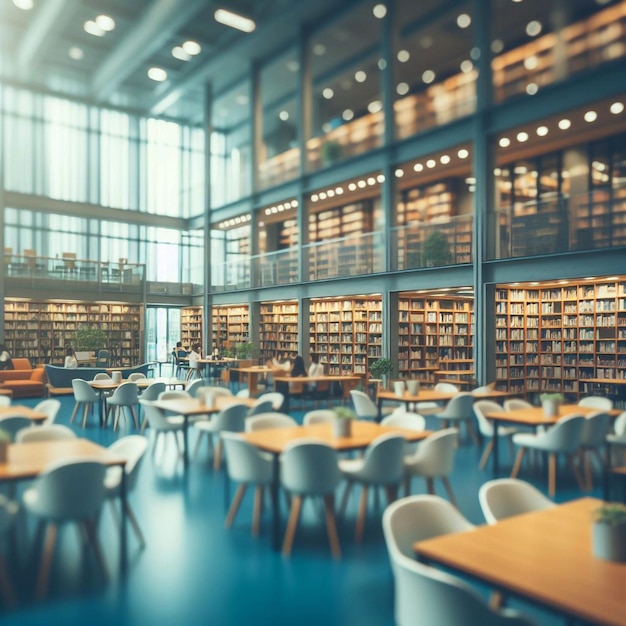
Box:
0;405;47;423
273;374;362;411
230;366;280;394
243;421;431;550
0;439;128;574
414;498;626;626
484;404;621;475
151;396;255;467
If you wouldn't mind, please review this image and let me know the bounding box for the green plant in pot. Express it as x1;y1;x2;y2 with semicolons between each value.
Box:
73;326;107;353
332;406;357;438
369;358;394;390
592;503;626;562
422;230;452;267
540;392;565;417
0;428;11;463
235;342;255;360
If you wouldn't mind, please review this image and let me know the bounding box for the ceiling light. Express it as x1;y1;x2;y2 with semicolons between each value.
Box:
68;47;84;60
322;123;331;133
377;174;385;183
96;15;115;32
460;60;473;73
322;88;334;99
327;189;335;197
342;109;354;121
494;168;502;175
584;110;597;123
279;110;289;121
214;8;255;32
182;40;201;55
526;20;542;37
395;169;404;178
84;20;105;37
172;46;191;61
413;163;423;172
13;0;33;9
470;47;481;60
287;60;299;72
367;100;382;113
491;39;504;53
357;180;367;189
426;159;436;168
367;177;376;186
335;188;343;195
355;70;367;83
465;177;476;184
313;43;326;56
457;13;471;28
291;200;298;207
440;154;451;164
558;118;571;130
378;58;387;70
610;101;624;114
396;82;409;95
422;70;435;84
499;137;511;147
147;67;167;82
397;50;410;63
373;4;387;19
517;131;529;142
319;192;327;200
311;194;319;202
526;83;538;95
458;148;469;159
348;183;357;191
524;56;538;70
536;125;549;136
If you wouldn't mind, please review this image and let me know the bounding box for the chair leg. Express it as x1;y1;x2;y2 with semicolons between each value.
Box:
81;404;90;428
355;486;369;542
192;432;205;460
567;453;586;491
339;480;353;516
125;502;145;548
479;439;494;470
225;484;246;529
213;438;223;471
252;486;263;536
82;519;108;581
36;522;57;600
548;453;556;497
323;495;341;559
441;477;458;508
511;447;526;478
282;495;303;557
465;419;480;446
425;477;435;495
130;406;139;429
70;402;80;424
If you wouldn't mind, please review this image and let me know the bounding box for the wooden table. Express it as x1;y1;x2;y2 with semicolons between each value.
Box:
414;498;626;626
273;374;362;411
376;388;515;421
243;421;431;550
0;405;47;423
230;366;279;394
0;389;12;398
151;396;255;467
0;439;128;573
485;404;621;475
197;358;236;381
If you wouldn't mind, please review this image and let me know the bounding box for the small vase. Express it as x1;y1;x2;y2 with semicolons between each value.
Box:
592;522;626;562
393;381;406;397
111;371;122;383
381;374;388;391
542;399;559;417
332;418;352;438
406;380;420;396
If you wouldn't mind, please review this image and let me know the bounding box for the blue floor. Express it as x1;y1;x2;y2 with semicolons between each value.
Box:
2;394;599;625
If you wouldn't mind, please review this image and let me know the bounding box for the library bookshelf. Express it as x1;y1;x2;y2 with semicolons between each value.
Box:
259;301;299;361
181;306;203;350
3;299;143;365
495;277;626;396
210;305;250;350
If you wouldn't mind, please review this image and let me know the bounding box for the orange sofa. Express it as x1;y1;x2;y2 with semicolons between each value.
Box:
0;357;47;398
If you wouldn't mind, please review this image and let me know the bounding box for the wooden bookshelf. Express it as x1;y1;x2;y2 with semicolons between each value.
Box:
210;305;249;350
3;299;143;366
259;301;299;361
398;295;474;385
495;278;626;396
309;296;383;376
181;306;203;350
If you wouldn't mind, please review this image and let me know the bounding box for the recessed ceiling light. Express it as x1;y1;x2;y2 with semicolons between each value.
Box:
95;15;115;32
319;192;327;200
13;0;34;10
426;159;436;168
147;67;167;82
348;183;357;191
287;60;299;72
214;8;255;33
68;47;84;60
377;174;385;183
524;56;538;70
334;188;343;195
440;154;451;164
172;46;191;61
373;4;387;19
312;43;326;56
460;60;473;73
422;69;435;84
491;39;504;53
517;131;529;142
327;189;335;197
182;40;201;56
279;110;289;121
526;83;538;95
396;82;409;96
397;50;410;63
367;177;376;186
584;110;597;123
458;148;469;159
413;163;423;172
395;168;404;178
357;180;367;189
456;13;471;29
355;71;367;83
322;88;334;99
499;137;511;147
536;125;549;136
367;100;382;113
610;101;624;114
377;58;387;70
526;20;542;37
342;109;354;121
84;20;105;37
558;118;571;130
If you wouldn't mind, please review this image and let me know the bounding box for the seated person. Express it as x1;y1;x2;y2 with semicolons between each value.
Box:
289;353;307;396
188;344;201;372
211;347;221;360
64;347;78;369
0;344;13;370
307;353;325;395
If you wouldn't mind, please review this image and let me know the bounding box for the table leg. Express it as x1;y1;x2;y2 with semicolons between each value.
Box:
377;396;383;422
182;415;189;467
120;467;127;575
492;421;500;476
99;390;106;428
270;454;280;551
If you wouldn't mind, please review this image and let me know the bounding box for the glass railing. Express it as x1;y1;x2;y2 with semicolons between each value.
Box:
253;248;300;287
490;186;626;260
210;257;252;292
391;214;473;270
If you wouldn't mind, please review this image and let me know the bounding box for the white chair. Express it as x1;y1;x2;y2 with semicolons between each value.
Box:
185;378;206;398
70;379;98;428
93;372;112;381
197;386;233;398
473;400;518;470
104;435;149;548
303;409;336;425
256;392;285;410
433;393;478;445
511;414;586;497
384;495;530;626
222;433;273;535
579;411;611;490
381;412;426;454
235;389;250;398
479;478;555;525
247;399;275;417
22;459;107;599
404;428;460;507
578;396;613;410
0;495;18;606
351;389;393;420
128;372;147;382
193;403;249;469
280;440;342;558
339;433;406;541
34;399;61;424
472;382;496;395
139;399;184;460
503;399;533;412
0;415;33;441
415;382;459;415
606;411;626;465
158;390;191;401
16;424;77;443
138;381;166;433
246;413;297;432
0;396;10;408
105;381;139;431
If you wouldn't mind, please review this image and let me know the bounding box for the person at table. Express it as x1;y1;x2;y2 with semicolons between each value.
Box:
211;347;220;360
174;341;189;359
0;344;13;370
188;344;201;372
64;347;78;369
307;353;325;396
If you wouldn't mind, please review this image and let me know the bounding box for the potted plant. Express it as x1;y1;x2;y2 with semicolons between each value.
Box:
235;342;254;360
592;503;626;562
0;428;11;463
422;230;452;267
369;358;394;390
73;326;107;354
332;406;356;438
540;392;565;417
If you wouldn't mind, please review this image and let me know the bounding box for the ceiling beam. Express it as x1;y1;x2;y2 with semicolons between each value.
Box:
90;0;206;102
16;0;79;78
